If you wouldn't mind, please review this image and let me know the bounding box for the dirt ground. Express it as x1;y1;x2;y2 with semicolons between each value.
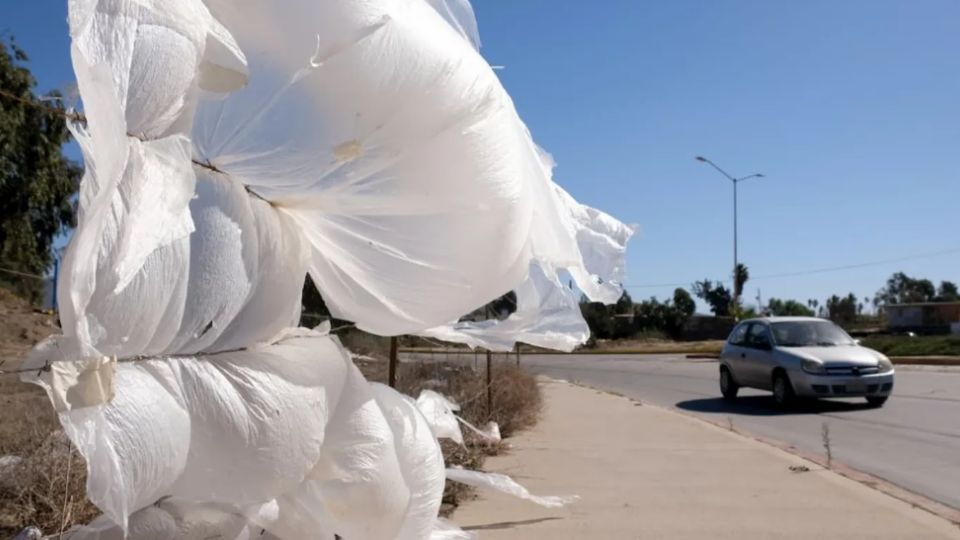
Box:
0;288;99;535
0;286;60;452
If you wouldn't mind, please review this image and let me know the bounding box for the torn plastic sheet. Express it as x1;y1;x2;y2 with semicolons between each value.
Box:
416;390;499;444
457;418;501;444
416;390;465;444
446;467;579;509
39;0;624;537
48;356;116;412
431;518;478;540
420;262;589;352
552;181;636;305
191;0;632;336
419;174;634;353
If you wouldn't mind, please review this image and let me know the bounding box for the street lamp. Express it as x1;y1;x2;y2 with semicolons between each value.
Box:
695;156;765;317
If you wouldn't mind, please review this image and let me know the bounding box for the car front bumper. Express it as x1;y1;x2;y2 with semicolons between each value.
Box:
791;370;895;398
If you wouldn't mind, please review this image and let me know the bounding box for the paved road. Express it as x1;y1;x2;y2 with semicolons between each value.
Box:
518;353;960;511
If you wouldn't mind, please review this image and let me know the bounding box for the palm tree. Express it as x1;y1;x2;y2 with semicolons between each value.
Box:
734;263;750;299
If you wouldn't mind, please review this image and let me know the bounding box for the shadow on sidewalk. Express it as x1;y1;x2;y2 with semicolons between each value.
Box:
464;517;562;531
675;395;876;416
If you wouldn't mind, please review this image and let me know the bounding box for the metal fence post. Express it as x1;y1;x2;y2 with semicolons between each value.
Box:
485;349;492;416
389;336;398;388
52;257;60;312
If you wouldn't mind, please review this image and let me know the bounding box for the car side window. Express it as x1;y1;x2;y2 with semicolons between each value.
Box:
728;323;750;345
747;324;772;349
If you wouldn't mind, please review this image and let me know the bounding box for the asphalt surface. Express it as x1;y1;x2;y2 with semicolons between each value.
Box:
516;353;960;511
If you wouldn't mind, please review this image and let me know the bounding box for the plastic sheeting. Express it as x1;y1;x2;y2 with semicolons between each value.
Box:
416;390;465;445
445;468;579;509
61;0;634;351
420;182;635;352
60;6;306;361
190;0;630;336
23;0;631;537
416;390;500;445
421;262;590;352
26;331;450;540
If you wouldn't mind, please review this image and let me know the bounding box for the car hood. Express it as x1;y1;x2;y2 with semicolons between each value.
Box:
775;345;882;366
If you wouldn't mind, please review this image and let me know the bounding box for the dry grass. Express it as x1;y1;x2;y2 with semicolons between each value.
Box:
581;338;725;355
0;288;98;537
358;355;543;511
0;430;98;536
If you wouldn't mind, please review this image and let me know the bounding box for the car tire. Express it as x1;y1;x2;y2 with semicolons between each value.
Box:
866;396;888;408
720;366;739;401
772;371;796;408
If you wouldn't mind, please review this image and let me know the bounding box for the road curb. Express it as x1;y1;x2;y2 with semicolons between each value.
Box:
559;378;960;528
402;348;960;366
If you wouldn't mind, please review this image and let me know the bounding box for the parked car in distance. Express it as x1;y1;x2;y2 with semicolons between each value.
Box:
719;317;895;407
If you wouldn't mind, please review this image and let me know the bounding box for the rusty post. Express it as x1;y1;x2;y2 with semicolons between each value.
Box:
389;336;399;388
486;349;493;416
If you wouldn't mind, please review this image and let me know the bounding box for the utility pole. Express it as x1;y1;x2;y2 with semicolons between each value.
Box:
695;156;765;318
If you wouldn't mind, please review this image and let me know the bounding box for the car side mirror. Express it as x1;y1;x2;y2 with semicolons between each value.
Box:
854;339;861;346
758;341;772;351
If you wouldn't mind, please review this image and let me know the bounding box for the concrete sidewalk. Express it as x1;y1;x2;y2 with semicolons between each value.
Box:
454;379;960;539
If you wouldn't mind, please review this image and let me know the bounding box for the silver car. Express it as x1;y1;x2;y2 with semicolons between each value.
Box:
719;317;895;407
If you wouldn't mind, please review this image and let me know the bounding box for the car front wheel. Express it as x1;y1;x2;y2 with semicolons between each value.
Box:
720;366;739;401
772;371;796;408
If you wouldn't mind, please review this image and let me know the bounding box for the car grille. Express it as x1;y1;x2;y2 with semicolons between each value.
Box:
824;365;879;376
831;384;880;395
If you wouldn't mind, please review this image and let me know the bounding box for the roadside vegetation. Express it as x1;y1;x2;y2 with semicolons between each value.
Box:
0;289;98;536
577;269;958;353
861;335;960;357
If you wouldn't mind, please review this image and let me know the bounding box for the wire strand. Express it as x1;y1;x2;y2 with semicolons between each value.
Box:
0;267;48;280
0;88;86;123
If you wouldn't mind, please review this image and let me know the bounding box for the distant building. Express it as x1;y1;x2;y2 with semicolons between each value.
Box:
885;302;960;334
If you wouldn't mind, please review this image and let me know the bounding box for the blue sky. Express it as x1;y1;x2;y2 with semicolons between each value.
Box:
4;1;959;313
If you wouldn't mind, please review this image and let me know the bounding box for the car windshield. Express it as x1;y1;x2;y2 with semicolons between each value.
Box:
770;320;855;347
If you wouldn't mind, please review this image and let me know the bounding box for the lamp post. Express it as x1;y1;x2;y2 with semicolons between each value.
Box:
695;156;764;316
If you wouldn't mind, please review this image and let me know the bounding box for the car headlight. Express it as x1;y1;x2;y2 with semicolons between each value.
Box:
802;358;826;374
877;357;894;374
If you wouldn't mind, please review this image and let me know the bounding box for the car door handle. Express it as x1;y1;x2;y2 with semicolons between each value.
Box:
741;353;746;358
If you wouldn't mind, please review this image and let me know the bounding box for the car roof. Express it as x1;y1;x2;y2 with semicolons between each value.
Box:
739;316;827;324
